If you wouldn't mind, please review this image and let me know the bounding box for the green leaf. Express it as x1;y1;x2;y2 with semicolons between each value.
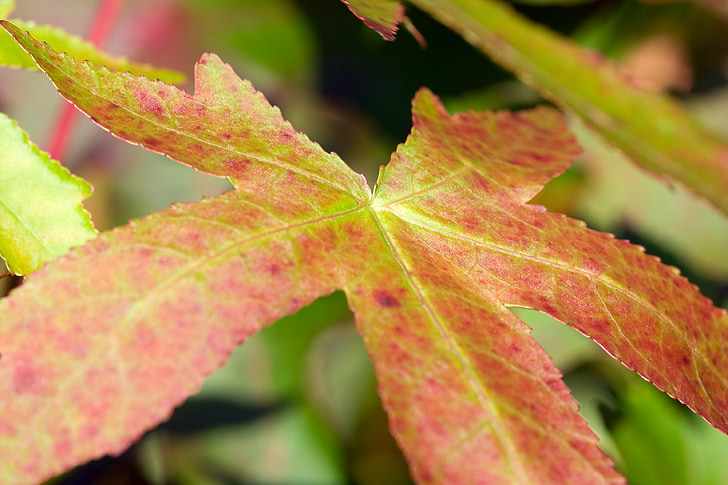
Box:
0;112;96;275
341;0;404;40
611;379;689;485
0;0;13;19
349;0;728;218
3;22;728;485
0;20;184;84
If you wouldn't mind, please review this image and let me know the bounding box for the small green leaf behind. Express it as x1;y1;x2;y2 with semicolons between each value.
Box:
0;20;184;83
0;113;96;275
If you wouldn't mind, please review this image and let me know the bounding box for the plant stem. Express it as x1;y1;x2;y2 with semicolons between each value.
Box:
46;0;125;161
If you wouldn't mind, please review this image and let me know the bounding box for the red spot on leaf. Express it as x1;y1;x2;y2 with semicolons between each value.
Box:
143;137;161;147
12;364;44;395
133;86;166;119
374;290;400;308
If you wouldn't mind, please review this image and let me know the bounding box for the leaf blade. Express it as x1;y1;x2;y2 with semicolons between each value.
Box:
3;23;728;485
0;189;368;484
0;113;96;275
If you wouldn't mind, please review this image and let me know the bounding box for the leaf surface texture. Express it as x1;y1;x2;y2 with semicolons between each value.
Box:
2;22;728;485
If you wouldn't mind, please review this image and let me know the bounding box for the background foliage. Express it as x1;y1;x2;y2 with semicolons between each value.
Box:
2;0;728;484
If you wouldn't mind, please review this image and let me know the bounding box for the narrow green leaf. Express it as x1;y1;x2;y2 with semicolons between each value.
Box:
352;0;728;217
341;0;404;40
0;112;96;275
0;20;184;83
3;22;728;485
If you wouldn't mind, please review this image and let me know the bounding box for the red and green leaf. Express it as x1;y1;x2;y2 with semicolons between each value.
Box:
341;0;404;40
344;0;728;218
2;22;728;485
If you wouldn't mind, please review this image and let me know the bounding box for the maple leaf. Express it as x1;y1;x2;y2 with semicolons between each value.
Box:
2;22;728;485
343;0;728;218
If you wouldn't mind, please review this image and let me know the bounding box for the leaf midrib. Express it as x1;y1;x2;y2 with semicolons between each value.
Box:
367;205;533;484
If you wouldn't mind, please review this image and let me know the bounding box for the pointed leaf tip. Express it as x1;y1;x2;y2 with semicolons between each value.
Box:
341;0;404;40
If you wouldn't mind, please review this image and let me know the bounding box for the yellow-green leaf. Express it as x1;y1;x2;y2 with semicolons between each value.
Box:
0;113;96;275
0;19;184;83
0;0;14;19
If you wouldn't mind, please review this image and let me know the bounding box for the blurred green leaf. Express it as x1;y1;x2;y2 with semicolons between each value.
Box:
0;19;184;83
612;380;690;485
187;0;315;82
0;0;13;19
305;320;378;438
166;405;345;485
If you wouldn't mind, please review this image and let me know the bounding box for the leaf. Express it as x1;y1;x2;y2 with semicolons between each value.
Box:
0;112;96;275
340;0;404;40
348;0;728;218
571;118;728;280
0;20;184;84
3;22;728;485
0;0;13;19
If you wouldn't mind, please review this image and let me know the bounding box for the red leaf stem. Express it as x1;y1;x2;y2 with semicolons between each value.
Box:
46;0;125;160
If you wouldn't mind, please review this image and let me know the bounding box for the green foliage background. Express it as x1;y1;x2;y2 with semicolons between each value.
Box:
2;0;728;483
